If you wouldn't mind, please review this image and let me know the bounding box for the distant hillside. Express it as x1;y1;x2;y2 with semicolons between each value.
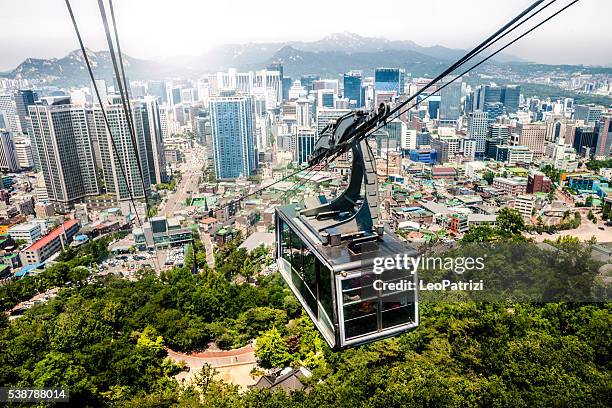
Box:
0;49;194;87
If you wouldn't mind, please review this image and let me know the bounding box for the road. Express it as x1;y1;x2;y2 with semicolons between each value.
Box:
162;144;206;217
201;226;215;268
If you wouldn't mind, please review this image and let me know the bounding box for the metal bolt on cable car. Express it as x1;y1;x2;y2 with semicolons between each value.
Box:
275;104;419;349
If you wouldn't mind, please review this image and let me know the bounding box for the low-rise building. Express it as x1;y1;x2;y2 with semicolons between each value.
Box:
492;177;528;196
514;194;536;218
8;222;42;244
20;219;80;265
133;216;193;249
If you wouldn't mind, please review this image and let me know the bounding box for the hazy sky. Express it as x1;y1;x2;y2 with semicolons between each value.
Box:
0;0;610;71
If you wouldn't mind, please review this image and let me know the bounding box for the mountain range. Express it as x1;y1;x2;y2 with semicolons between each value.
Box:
1;32;528;86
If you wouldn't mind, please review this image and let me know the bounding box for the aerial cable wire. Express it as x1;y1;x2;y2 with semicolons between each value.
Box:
64;0;143;230
65;0;161;275
298;0;569;183
97;0;153;222
368;0;577;136
197;0;578;212
100;0;166;273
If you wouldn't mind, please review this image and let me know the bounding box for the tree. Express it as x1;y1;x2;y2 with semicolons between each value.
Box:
497;208;525;235
483;170;495;185
255;327;293;369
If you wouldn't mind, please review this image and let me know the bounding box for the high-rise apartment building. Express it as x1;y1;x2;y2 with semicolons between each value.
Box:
134;97;167;185
88;103;151;202
209;93;257;180
29;98;99;212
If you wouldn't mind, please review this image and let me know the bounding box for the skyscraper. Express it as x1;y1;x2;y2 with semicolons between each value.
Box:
14;90;38;135
0;95;20;133
134;97;167;185
572;126;598;157
296;98;311;128
517;123;547;157
343;71;363;108
501;85;520;113
0;131;19;172
467;110;488;155
29;98;99;212
439;80;462;120
296;127;316;164
209;92;257;180
595;115;612;158
89;102;152;202
375;68;404;94
574;104;604;124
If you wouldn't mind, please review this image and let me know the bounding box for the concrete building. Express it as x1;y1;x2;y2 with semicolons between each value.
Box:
493;177;528;196
209;92;257;180
12;136;34;169
514;194;536;217
29;98;99;212
516;123;547;157
8;222;42;244
20;219;80;265
467;110;488;154
133;216;193;249
0;131;20;172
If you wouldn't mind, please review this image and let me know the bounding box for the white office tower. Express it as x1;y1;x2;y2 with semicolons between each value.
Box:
254;69;282;106
91;79;108;104
462;139;477;160
12;136;34;169
288;81;307;100
89;103;151;202
316;108;352;136
255;114;271;151
197;78;211;105
296;98;311;128
159;107;169;139
29;99;99;212
0;94;20;133
402;128;417;150
134;97;167;184
0;131;20;172
467;110;488;155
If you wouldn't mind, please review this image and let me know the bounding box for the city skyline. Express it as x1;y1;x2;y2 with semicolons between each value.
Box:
0;0;611;72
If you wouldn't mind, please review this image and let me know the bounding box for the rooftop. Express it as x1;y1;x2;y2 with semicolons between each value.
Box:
25;219;79;252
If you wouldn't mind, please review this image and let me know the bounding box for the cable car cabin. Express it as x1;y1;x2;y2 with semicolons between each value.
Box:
275;109;418;349
276;206;418;349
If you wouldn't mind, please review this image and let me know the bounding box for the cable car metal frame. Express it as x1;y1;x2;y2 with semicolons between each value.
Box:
276;106;419;349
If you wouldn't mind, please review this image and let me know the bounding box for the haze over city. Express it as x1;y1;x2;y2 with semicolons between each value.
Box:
0;0;610;405
0;0;611;71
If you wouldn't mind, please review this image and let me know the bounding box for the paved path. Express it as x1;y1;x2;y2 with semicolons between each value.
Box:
167;344;257;389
